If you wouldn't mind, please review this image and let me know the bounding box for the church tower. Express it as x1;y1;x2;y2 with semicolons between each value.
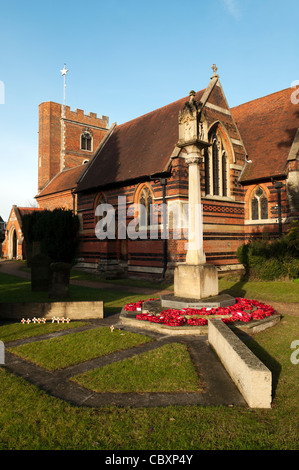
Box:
38;101;109;192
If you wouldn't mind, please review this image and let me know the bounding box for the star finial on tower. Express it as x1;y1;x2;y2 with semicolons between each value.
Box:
61;63;69;76
60;64;69;106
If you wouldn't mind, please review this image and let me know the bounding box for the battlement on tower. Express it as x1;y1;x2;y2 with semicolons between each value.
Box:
63;105;109;129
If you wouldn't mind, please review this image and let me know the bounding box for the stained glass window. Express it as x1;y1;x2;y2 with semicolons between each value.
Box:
261;196;268;219
212;135;219;195
251;186;268;220
206;129;229;197
251;197;259;220
139;186;153;228
204;148;210;195
222;152;227;197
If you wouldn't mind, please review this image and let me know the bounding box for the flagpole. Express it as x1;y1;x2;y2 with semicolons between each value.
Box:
60;63;69;106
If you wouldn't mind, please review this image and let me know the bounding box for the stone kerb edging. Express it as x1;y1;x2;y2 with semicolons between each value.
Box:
208;318;272;408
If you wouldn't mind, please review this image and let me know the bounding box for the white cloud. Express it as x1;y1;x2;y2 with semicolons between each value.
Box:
223;0;241;20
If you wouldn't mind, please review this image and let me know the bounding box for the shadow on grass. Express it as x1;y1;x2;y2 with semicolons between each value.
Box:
233;328;282;400
219;274;248;299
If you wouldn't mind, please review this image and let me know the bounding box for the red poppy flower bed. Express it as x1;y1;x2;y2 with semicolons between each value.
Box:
124;297;275;327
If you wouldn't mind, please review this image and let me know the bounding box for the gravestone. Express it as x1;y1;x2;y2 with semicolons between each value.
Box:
31;253;51;292
48;262;71;299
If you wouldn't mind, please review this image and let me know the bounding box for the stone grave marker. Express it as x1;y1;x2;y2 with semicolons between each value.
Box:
31;253;51;292
48;262;71;299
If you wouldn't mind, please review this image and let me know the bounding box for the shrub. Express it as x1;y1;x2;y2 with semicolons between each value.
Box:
283;258;299;279
22;209;80;264
237;221;299;280
258;258;286;281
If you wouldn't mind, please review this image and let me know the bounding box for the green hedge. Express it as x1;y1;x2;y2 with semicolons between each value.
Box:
237;221;299;280
22;209;80;265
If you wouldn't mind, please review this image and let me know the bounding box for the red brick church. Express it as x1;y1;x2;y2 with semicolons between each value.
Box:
2;66;299;279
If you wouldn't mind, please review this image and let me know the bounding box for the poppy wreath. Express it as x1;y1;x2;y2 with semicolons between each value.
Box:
124;298;159;312
125;297;275;327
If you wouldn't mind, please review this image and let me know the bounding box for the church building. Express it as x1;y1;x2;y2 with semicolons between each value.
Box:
2;66;298;280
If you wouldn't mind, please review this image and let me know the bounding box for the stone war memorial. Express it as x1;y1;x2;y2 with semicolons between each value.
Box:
163;89;230;310
160;89;236;312
120;78;280;408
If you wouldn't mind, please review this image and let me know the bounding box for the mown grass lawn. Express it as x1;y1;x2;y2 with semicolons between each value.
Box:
0;315;298;450
218;276;299;304
0;271;145;317
0;269;298;450
7;327;153;370
0;321;88;343
71;342;202;393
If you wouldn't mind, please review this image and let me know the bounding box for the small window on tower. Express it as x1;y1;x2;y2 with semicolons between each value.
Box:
81;131;92;151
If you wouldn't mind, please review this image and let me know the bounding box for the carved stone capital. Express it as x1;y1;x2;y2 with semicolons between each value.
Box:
185;154;202;165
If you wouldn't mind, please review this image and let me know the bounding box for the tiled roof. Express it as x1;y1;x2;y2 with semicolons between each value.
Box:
231;87;299;182
36;165;86;198
76;90;205;192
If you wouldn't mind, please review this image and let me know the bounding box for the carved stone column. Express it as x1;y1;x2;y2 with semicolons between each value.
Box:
173;90;219;300
185;151;206;265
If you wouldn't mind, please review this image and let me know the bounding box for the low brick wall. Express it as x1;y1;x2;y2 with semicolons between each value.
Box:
208;318;272;408
0;301;104;321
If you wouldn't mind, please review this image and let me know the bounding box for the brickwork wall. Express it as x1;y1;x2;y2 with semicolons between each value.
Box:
38;102;109;192
37;190;75;212
38;102;61;192
2;208;25;259
76;83;248;277
63;107;109;169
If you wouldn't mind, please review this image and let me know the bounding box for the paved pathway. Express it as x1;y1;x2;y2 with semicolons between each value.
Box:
0;260;247;407
4;317;246;408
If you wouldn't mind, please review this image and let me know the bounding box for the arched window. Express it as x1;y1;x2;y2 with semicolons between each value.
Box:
212;133;220;195
205;127;229;197
94;193;107;225
222;151;228;197
250;186;268;220
94;193;115;240
81;131;92;151
138;185;154;228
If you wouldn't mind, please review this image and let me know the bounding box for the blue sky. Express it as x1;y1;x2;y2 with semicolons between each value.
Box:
0;0;298;221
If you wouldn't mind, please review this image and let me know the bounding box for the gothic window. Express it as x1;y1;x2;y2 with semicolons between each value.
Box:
222;152;228;197
138;185;154;228
205;129;229;197
212;134;220;196
204;148;210;195
81;131;92;151
94;193;107;225
250;186;268;220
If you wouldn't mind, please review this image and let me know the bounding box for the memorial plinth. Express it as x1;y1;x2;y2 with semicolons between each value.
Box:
171;89;226;306
174;263;219;300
